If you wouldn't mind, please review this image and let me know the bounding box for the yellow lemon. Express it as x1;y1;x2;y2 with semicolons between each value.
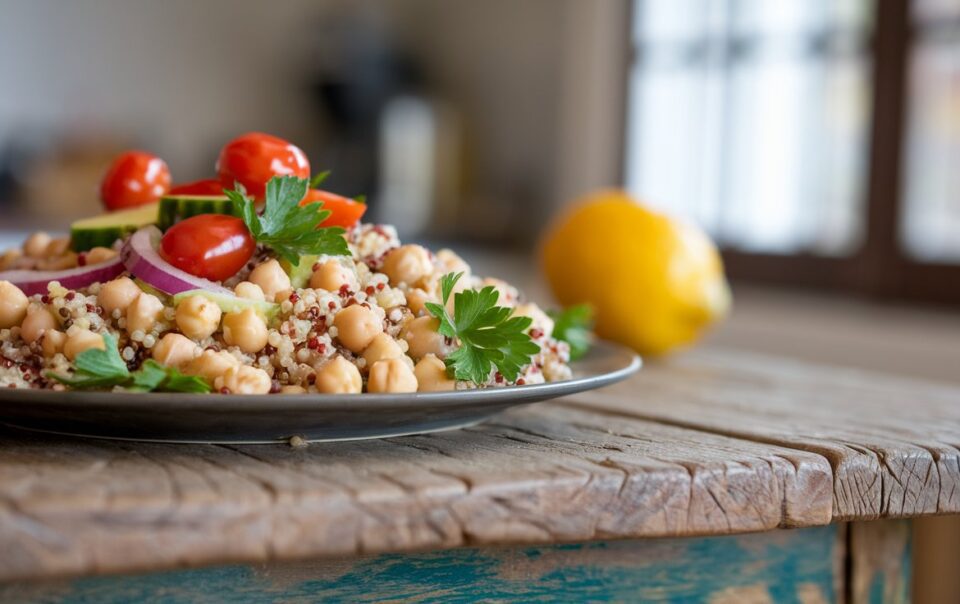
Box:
540;190;730;356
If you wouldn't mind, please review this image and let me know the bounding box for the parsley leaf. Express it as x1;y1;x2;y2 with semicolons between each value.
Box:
129;359;167;391
47;334;211;393
158;365;213;393
225;175;350;266
426;272;540;385
309;171;331;189
73;335;130;377
131;360;211;393
548;304;595;361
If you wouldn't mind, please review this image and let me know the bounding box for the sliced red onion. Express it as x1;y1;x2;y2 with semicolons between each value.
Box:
122;226;233;296
0;258;124;296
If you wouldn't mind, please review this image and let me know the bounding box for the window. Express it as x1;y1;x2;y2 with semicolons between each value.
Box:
903;0;960;261
626;0;960;303
627;0;872;255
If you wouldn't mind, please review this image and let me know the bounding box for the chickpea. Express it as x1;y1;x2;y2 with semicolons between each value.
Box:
367;358;418;393
513;303;555;336
361;333;409;368
414;354;456;392
0;248;22;271
215;365;271;395
234;281;265;301
126;292;164;335
333;304;383;353
404;288;432;316
41;329;66;358
98;277;142;315
37;252;78;271
421;269;466;315
435;249;471;277
248;260;291;302
273;288;294;304
152;333;200;369
85;247;118;265
23;232;51;259
310;259;358;292
175;295;222;340
314;356;362;394
480;278;518;307
222;307;268;353
381;244;433;287
20;307;58;343
0;281;29;329
281;385;306;394
64;329;105;361
44;237;71;258
402;316;453;360
186;350;239;385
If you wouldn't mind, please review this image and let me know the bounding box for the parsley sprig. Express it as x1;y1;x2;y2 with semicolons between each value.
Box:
225;175;349;266
548;304;594;361
47;334;210;393
425;273;540;385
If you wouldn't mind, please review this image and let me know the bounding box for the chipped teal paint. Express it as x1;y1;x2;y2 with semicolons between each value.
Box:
2;525;842;603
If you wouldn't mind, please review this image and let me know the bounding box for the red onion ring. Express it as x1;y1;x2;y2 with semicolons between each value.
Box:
121;226;233;296
0;257;124;296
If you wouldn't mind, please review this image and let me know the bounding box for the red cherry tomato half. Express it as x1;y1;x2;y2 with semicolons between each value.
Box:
168;178;225;196
217;132;310;199
300;189;367;228
159;214;255;282
100;151;171;211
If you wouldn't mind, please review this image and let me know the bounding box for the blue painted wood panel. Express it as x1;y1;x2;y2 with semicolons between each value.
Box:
2;525;843;603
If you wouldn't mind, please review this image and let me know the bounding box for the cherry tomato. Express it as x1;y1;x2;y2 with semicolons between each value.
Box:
300;189;367;228
159;215;255;282
168;179;224;196
100;151;171;211
216;132;310;199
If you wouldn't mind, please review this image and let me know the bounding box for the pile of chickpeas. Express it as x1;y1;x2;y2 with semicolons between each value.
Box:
1;231;565;394
0;231;117;273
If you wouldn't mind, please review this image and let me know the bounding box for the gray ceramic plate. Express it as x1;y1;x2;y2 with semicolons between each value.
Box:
0;341;640;444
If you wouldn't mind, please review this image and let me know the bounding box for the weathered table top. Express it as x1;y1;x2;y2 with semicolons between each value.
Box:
1;347;958;582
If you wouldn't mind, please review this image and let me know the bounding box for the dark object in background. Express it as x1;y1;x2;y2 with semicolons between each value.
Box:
307;13;423;210
0;131;121;223
0;143;19;209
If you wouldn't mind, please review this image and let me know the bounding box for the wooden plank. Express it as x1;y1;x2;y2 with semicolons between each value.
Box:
576;348;960;521
0;402;832;582
0;526;842;603
912;515;960;604
849;520;911;604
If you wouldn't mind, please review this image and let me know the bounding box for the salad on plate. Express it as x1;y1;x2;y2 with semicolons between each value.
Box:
0;133;578;395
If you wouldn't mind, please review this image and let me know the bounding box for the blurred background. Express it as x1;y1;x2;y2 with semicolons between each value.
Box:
2;0;960;304
0;1;958;600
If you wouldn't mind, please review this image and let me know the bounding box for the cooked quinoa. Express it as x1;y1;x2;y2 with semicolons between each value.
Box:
0;224;572;394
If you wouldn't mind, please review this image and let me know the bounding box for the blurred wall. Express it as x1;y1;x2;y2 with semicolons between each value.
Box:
388;0;629;237
0;0;629;240
0;0;323;181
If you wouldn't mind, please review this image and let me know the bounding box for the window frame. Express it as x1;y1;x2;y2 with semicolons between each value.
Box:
627;0;960;305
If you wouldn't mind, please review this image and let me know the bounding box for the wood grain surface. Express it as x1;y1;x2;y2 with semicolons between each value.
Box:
582;349;960;521
0;347;955;581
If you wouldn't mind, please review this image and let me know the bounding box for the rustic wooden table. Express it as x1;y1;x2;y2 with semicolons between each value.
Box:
0;347;956;603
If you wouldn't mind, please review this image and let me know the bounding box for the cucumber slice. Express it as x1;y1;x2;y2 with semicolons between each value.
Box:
133;278;170;301
70;203;159;252
280;255;319;289
157;195;238;230
172;289;281;324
